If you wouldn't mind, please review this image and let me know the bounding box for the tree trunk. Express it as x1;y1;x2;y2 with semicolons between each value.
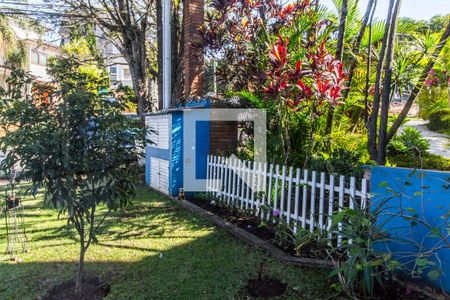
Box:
367;0;396;160
364;1;377;124
130;70;149;114
377;0;402;165
74;211;85;295
343;0;376;101
387;21;450;142
75;243;86;295
325;0;348;135
122;30;150;114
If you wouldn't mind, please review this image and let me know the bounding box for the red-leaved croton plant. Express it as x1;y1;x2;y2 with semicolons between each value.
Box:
264;35;347;112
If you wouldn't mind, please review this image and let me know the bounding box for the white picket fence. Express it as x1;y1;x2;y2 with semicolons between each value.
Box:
206;155;370;245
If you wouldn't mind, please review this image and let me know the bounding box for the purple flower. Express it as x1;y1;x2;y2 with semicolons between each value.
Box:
272;209;281;217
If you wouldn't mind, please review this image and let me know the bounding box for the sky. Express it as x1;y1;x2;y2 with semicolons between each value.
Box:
319;0;450;21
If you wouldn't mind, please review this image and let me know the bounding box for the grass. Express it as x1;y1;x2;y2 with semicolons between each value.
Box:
0;183;338;299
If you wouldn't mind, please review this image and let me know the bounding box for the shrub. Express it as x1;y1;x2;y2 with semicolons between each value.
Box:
427;109;450;134
387;127;430;156
309;148;364;179
389;153;450;171
328;205;400;299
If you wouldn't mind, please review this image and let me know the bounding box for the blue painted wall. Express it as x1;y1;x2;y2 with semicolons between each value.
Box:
196;120;210;180
170;111;183;196
145;146;151;186
370;166;450;292
145;107;212;197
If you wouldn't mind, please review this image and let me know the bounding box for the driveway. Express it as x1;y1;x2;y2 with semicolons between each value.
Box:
402;119;450;159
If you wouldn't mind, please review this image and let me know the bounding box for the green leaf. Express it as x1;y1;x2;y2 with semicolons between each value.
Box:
428;269;442;281
379;181;389;187
415;258;430;267
406;207;416;213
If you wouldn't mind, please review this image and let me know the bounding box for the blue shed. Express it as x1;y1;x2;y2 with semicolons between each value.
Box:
144;100;237;197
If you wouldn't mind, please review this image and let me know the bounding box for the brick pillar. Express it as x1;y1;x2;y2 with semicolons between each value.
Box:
183;0;204;98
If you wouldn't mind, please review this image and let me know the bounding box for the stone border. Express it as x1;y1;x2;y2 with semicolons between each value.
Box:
177;198;333;269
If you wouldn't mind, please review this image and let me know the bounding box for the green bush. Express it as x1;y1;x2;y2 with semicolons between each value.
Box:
388;153;450;171
387;127;430;156
309;148;364;179
427;109;450;133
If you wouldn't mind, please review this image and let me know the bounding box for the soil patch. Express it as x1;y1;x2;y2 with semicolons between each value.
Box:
44;277;110;300
187;197;327;258
246;277;287;298
188;197;275;240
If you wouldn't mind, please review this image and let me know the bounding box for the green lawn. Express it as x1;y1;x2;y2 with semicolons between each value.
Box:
0;184;338;299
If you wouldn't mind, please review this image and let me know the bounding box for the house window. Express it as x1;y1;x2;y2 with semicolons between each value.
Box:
32;51;39;65
40;54;47;66
110;66;117;75
123;68;130;79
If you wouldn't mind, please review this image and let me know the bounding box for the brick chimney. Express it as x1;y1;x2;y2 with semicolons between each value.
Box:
183;0;204;98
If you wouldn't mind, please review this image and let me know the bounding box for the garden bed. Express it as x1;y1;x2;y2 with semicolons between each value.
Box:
181;196;333;269
186;196;331;260
184;196;448;300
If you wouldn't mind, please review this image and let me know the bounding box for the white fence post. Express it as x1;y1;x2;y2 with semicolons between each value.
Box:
327;174;335;239
361;179;368;209
301;169;309;229
267;163;274;221
338;175;345;248
245;160;252;210
206;155;211;193
273;165;280;222
238;159;245;210
204;156;370;247
293;168;301;234
219;156;226;201
286;166;294;225
280;165;287;218
231;157;238;207
318;172;326;233
309;171;317;232
261;162;268;220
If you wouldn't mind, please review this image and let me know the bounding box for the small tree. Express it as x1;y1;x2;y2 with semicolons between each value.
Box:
0;55;144;294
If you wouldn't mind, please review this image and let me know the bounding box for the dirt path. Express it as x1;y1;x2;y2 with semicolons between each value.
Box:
402;119;450;159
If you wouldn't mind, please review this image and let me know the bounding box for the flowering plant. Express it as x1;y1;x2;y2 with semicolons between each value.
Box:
263;34;347;163
200;0;315;91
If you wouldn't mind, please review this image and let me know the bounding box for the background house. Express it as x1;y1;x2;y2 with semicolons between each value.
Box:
0;22;59;88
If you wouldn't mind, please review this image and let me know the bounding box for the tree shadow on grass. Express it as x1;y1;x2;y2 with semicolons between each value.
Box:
0;230;337;300
0;185;339;299
1;185;207;243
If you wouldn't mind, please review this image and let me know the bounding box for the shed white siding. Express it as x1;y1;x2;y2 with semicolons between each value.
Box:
150;157;169;194
147;117;170;149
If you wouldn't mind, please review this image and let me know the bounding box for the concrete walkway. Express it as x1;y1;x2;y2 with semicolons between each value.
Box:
401;119;450;159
